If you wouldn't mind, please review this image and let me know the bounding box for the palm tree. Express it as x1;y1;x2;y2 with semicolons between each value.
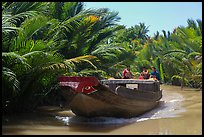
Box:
153;19;202;88
2;2;125;112
138;23;149;40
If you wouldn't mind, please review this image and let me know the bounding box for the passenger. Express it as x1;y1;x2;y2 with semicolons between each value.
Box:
122;65;133;79
138;74;144;79
150;66;161;81
140;66;150;79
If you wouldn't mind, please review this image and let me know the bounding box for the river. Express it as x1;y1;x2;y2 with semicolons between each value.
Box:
2;84;202;135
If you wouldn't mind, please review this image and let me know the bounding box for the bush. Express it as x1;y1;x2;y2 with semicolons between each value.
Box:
171;75;187;86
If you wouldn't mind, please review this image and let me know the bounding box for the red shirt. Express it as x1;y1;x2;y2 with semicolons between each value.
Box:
122;69;132;79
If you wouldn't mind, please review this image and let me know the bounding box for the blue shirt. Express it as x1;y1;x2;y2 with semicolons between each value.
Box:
150;71;161;80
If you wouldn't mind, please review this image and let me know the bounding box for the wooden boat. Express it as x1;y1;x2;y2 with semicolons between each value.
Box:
58;76;162;118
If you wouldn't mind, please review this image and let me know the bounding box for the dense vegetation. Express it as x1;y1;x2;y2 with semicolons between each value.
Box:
2;2;202;113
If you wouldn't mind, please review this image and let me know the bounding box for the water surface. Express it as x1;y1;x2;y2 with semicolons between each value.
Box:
2;85;202;135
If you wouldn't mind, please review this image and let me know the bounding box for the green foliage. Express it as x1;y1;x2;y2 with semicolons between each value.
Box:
2;67;20;98
159;63;164;82
2;2;202;113
78;69;107;79
171;75;188;86
2;2;124;113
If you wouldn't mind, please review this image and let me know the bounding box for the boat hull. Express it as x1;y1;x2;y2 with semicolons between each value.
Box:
62;83;162;118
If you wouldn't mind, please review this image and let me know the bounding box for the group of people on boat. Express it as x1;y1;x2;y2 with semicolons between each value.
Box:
121;65;161;81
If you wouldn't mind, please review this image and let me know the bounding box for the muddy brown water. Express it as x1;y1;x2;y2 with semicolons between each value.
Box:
2;84;202;135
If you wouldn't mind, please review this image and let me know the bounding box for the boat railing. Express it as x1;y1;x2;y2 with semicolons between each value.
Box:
100;79;160;92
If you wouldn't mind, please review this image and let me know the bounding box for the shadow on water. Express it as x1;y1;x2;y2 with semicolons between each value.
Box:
3;112;62;126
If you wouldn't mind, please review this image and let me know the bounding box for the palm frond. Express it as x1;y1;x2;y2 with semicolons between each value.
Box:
2;11;38;35
2;52;31;69
20;15;49;40
91;43;124;55
2;67;20;97
87;25;124;53
4;2;48;15
2;2;48;36
64;55;97;69
78;69;106;78
61;2;84;19
163;49;187;56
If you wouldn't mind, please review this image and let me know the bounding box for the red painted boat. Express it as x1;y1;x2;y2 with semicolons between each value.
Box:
58;76;162;118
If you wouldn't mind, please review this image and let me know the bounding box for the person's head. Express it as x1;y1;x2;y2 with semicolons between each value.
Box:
142;66;147;71
126;65;130;71
151;66;156;71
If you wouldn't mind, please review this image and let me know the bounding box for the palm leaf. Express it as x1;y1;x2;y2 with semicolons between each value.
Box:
2;67;20;98
64;55;97;69
2;52;31;70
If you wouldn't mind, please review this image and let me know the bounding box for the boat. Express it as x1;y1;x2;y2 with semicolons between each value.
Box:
58;76;162;118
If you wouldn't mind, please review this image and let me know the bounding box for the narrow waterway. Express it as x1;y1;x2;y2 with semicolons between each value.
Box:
2;85;202;135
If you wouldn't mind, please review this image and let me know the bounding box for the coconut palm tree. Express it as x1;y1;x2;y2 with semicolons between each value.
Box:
151;19;202;88
2;2;126;112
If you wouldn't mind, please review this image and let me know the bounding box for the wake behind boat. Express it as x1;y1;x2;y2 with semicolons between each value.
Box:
58;76;162;118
